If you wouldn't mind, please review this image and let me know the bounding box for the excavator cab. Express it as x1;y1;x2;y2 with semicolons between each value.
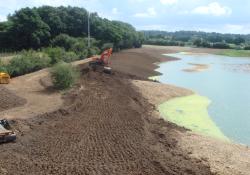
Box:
0;72;10;84
89;48;113;74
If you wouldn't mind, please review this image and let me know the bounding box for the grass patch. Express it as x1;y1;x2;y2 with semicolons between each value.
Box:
217;49;250;57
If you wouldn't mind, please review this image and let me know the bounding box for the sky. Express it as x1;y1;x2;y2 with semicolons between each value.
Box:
0;0;250;34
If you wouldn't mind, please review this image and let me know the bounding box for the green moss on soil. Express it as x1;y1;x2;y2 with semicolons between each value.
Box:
148;76;160;81
158;94;229;141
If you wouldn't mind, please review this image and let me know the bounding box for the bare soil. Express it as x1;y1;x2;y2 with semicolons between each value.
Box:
2;46;248;175
0;68;214;175
0;86;26;112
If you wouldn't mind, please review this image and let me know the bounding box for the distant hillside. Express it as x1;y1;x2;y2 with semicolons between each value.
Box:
142;30;250;49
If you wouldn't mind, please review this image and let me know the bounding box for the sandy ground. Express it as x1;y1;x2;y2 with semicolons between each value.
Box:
0;58;91;120
182;63;210;72
0;46;249;174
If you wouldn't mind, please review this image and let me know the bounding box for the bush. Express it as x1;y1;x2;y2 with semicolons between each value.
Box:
43;47;66;64
101;43;114;51
77;50;88;59
244;46;250;50
0;60;8;73
71;41;86;53
87;47;101;57
50;62;80;90
52;34;78;51
6;50;51;77
63;52;79;63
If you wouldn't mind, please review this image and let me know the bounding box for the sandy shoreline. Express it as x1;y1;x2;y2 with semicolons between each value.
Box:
129;45;250;175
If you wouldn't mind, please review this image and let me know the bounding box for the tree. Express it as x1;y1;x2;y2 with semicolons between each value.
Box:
8;8;51;49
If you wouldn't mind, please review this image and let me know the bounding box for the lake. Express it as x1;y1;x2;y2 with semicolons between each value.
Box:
156;52;250;145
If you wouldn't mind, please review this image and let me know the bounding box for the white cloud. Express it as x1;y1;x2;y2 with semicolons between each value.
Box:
0;15;7;22
160;0;178;5
192;2;232;16
128;0;146;3
112;8;118;14
134;7;156;18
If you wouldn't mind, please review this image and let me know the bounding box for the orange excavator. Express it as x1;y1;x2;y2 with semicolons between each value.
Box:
89;48;113;74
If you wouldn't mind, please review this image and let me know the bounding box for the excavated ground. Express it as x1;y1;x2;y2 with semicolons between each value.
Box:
0;68;213;175
0;87;26;112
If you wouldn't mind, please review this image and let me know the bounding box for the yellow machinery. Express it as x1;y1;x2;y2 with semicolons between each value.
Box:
0;72;10;84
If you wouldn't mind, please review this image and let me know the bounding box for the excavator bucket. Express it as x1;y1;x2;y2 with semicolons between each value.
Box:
0;72;10;84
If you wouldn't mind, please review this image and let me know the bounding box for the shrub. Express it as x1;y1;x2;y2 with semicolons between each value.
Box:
6;50;51;77
50;62;80;90
77;50;88;59
52;34;78;51
87;47;100;57
101;43;114;51
43;47;66;64
244;46;250;50
0;60;8;73
63;52;79;63
71;41;86;53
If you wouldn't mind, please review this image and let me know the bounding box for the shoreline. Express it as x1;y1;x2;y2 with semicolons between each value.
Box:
1;46;249;174
134;46;250;174
150;52;227;141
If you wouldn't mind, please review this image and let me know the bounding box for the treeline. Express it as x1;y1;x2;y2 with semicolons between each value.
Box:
0;6;144;52
143;31;250;49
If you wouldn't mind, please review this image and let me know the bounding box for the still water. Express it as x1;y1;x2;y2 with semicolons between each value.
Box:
157;52;250;145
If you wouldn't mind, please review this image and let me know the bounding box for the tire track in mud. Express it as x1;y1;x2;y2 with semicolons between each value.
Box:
0;70;213;175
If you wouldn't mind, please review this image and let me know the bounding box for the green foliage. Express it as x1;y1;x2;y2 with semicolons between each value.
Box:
101;43;114;51
143;30;250;49
52;34;78;51
0;6;143;51
8;8;51;49
63;52;78;63
244;46;250;50
218;50;250;57
6;50;51;77
51;62;80;90
43;47;66;64
0;60;8;72
87;47;100;57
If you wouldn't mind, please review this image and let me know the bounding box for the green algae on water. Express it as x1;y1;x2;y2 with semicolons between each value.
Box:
158;94;229;141
148;76;160;81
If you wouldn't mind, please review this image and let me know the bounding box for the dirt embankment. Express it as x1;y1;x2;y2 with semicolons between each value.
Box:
0;87;26;112
0;69;213;175
1;46;249;175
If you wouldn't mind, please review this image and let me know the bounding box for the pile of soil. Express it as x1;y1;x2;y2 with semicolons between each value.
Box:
111;47;178;78
0;87;26;112
0;70;213;175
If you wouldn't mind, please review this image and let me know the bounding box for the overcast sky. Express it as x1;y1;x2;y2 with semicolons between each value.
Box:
0;0;250;34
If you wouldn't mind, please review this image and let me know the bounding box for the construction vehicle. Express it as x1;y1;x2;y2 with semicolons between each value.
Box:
89;48;113;74
0;72;10;84
0;119;16;144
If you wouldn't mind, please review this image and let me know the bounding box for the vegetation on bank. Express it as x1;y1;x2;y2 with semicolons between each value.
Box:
217;49;250;57
143;31;250;50
51;62;80;90
0;6;144;78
